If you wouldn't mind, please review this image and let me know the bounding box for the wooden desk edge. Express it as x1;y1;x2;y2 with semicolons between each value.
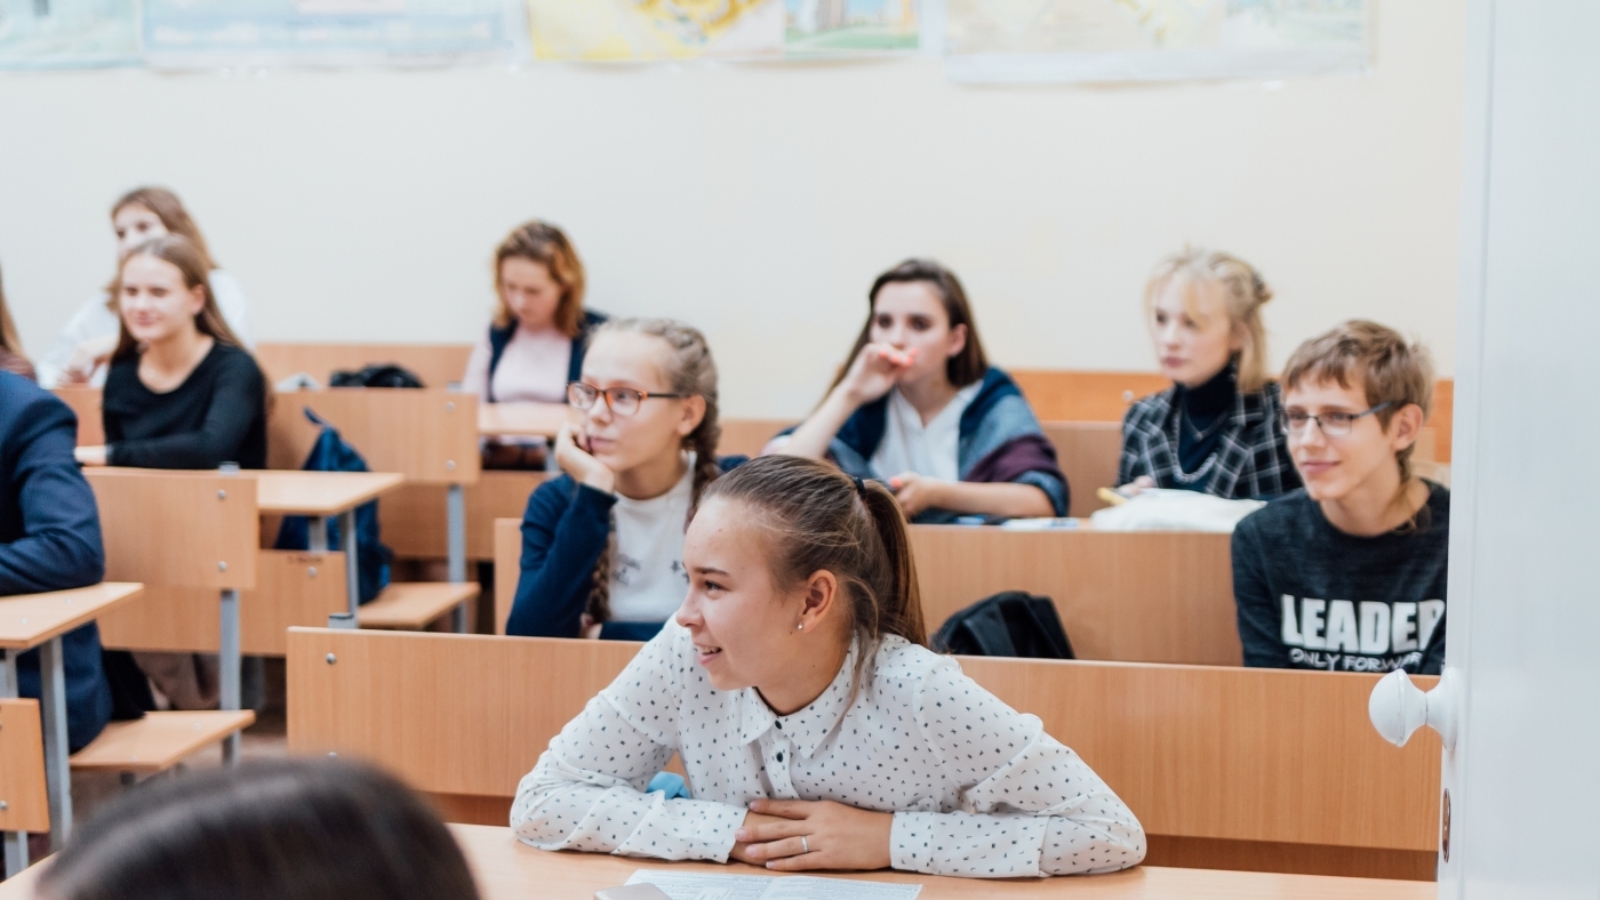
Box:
252;471;408;515
0;583;145;650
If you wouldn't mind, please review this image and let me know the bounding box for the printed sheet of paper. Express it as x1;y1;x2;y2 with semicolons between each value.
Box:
625;869;922;900
944;0;1371;83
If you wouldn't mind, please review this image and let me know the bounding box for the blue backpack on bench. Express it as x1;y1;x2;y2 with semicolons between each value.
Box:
273;408;394;604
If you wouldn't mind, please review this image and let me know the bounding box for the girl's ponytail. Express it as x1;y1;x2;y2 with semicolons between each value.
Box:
857;480;926;647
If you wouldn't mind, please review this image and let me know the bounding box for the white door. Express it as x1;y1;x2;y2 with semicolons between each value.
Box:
1439;1;1600;896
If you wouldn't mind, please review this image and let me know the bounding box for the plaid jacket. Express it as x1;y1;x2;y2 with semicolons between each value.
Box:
1117;380;1301;500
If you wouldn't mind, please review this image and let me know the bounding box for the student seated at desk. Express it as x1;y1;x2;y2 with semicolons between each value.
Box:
75;234;267;711
0;371;112;752
1117;248;1300;500
507;318;737;641
0;262;38;380
769;259;1066;523
38;759;481;900
1233;321;1447;675
38;186;254;388
462;220;607;469
513;455;1144;878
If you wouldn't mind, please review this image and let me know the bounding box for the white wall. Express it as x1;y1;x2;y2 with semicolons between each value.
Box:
0;0;1464;418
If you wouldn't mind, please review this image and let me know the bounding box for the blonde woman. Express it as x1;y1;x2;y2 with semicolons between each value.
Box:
1117;248;1299;500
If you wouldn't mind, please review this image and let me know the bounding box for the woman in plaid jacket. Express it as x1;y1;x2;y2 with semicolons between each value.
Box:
1117;249;1300;500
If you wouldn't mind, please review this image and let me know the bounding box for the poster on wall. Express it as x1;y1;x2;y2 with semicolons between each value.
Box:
141;0;515;68
525;0;784;61
784;0;919;57
943;0;1371;84
0;0;140;69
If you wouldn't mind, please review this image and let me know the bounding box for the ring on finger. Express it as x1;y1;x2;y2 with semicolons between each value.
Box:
801;835;810;854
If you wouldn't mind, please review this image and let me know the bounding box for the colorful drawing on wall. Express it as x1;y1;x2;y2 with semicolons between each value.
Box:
0;0;140;69
784;0;918;56
944;0;1370;83
525;0;783;61
141;0;513;68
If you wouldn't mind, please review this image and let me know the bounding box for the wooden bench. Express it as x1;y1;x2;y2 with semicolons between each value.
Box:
909;524;1240;666
70;710;258;776
286;628;1440;881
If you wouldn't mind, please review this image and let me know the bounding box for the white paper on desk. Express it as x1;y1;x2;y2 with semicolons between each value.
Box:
625;869;921;900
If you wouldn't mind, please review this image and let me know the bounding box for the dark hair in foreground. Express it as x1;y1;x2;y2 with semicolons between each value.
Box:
37;758;480;900
699;455;928;655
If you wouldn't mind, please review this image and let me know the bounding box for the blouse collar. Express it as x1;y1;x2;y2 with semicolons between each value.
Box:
736;637;861;759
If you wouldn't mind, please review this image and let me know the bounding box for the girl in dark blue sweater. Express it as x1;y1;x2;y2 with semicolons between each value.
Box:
507;319;738;641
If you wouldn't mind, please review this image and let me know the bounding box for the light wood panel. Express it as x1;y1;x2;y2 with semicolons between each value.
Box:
269;389;480;486
285;630;1438;879
478;402;570;438
252;471;405;515
1145;836;1434;882
69;710;257;772
494;518;519;635
0;583;143;650
449;823;1434;900
1429;380;1453;462
51;387;104;446
910;525;1240;666
1042;420;1122;517
358;582;479;630
98;551;345;655
960;657;1441;854
379;473;543;561
717;418;790;458
86;469;259;590
256;342;472;390
0;699;50;834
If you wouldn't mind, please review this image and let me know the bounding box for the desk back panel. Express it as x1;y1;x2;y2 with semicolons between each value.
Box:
0;699;50;834
256;342;473;390
51;388;105;446
270;389;481;485
286;629;1437;878
494;518;520;635
909;526;1240;666
1041;421;1122;518
99;550;345;655
716;419;789;458
86;469;259;590
380;473;543;561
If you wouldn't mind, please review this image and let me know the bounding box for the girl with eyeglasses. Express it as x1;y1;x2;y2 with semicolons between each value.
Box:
505;318;740;640
1232;320;1448;675
1116;248;1300;500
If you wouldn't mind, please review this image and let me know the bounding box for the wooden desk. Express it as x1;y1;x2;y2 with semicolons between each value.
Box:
478;402;572;439
0;583;143;862
255;341;472;390
909;525;1239;666
450;824;1433;900
252;471;405;618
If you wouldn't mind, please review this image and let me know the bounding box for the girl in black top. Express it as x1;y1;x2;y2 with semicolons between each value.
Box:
75;233;266;713
76;234;266;471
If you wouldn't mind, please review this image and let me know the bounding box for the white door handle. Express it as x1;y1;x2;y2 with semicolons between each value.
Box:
1369;669;1459;751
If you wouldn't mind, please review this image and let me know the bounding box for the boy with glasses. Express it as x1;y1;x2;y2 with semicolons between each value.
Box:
1231;321;1448;674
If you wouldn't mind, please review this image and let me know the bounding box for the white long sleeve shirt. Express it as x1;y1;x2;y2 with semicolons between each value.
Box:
37;270;255;388
511;622;1146;878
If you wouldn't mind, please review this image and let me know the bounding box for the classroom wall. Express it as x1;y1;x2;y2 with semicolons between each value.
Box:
0;1;1464;418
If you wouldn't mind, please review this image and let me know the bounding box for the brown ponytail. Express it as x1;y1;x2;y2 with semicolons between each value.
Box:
582;318;723;627
700;456;928;663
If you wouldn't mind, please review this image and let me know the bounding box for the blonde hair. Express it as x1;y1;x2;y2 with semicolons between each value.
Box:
491;221;585;337
1282;320;1435;485
1145;248;1274;393
583;318;723;625
0;261;26;358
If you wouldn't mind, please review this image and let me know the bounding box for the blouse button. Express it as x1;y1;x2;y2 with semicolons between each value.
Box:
776;751;784;763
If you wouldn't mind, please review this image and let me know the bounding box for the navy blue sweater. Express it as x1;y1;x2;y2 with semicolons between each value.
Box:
507;458;744;641
0;373;112;751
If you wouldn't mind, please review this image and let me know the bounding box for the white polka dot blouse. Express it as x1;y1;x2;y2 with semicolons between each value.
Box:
510;622;1146;878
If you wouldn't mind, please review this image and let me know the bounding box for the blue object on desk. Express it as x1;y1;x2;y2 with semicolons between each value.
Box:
647;772;690;799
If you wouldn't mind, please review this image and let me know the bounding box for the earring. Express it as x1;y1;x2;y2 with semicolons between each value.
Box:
796;622;804;631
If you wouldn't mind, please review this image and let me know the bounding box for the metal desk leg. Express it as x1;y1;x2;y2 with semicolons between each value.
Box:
308;516;329;553
447;484;467;633
338;509;359;618
0;650;26;877
38;638;71;850
219;589;241;765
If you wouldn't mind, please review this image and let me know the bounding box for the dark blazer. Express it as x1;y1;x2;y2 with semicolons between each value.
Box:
0;372;112;751
486;310;608;403
1118;380;1301;500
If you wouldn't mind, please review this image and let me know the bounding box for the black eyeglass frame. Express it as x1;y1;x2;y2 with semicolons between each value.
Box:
1278;401;1394;438
567;381;691;416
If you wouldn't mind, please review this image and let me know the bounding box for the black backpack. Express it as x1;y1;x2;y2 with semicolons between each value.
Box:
931;591;1075;660
328;364;424;389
